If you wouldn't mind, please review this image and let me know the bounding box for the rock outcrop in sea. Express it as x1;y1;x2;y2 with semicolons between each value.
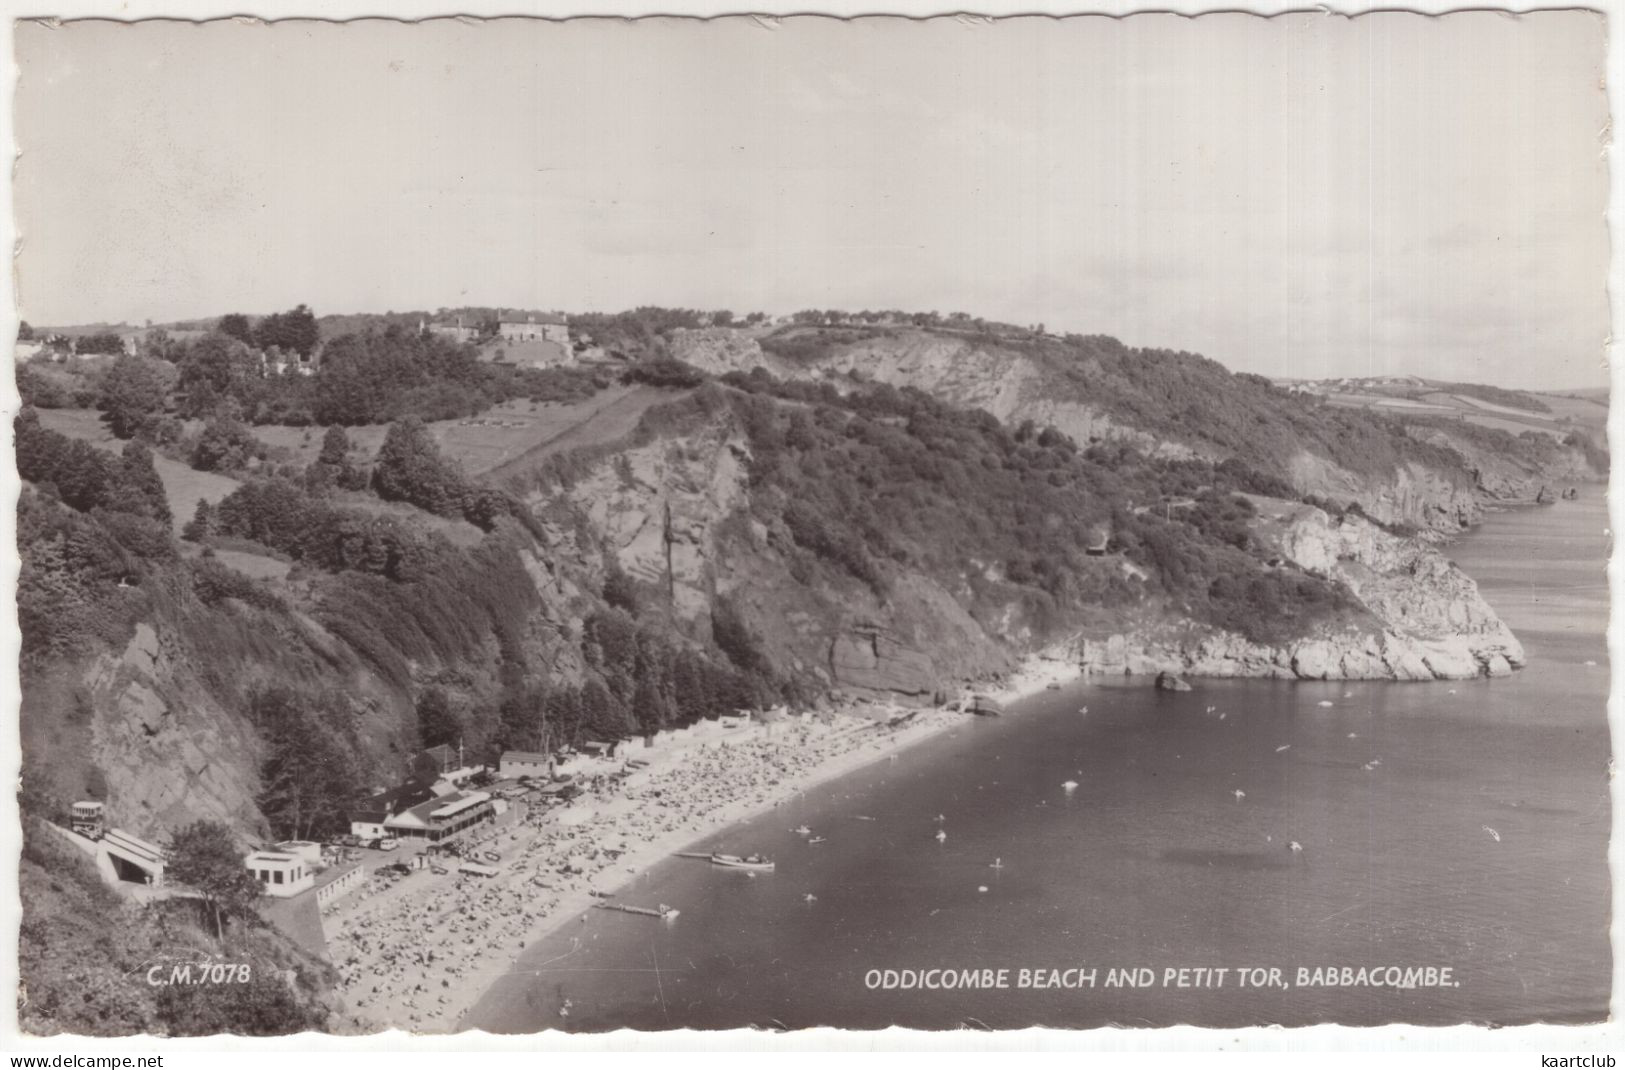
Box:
1073;499;1525;682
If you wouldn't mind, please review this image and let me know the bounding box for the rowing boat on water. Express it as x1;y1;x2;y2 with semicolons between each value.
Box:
710;852;775;872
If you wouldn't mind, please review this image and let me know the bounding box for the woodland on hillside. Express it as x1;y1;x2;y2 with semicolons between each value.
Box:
15;304;1608;1037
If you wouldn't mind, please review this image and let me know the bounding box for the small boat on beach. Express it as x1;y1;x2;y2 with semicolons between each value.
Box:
710;852;775;872
482;850;502;864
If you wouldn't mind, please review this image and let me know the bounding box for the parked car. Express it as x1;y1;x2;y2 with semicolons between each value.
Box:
377;837;399;852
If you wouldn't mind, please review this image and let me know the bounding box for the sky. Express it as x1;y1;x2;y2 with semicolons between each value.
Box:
14;13;1611;389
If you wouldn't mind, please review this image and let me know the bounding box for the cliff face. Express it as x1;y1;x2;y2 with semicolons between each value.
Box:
552;407;751;622
672;326;1189;459
670;326;1603;534
529;399;1016;704
26;357;1572;845
1076;499;1524;682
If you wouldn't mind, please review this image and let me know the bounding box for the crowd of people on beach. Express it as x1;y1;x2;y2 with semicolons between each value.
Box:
325;706;954;1033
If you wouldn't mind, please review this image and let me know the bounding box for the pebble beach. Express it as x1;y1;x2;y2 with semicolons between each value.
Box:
323;654;1082;1034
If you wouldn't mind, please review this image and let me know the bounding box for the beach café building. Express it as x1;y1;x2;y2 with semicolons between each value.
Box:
245;849;316;898
348;781;437;842
498;750;553;780
383;790;495;844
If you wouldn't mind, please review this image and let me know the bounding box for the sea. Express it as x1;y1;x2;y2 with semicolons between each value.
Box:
468;493;1612;1031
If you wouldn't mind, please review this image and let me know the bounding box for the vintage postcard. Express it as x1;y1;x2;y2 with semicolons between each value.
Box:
8;9;1613;1045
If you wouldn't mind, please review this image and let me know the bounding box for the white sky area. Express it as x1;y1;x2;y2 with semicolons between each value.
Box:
14;13;1609;389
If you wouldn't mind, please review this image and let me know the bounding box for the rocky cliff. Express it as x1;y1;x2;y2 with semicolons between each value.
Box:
673;326;1190;459
521;394;1016;706
22;349;1578;845
1075;498;1524;682
670;325;1604;534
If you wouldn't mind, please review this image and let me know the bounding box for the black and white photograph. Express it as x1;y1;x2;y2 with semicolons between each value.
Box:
6;8;1614;1045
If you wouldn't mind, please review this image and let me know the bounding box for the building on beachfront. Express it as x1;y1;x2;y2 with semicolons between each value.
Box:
246;849;316;898
313;861;365;911
382;790;495;844
498;750;553;780
496;312;568;345
274;841;324;868
348;781;437;841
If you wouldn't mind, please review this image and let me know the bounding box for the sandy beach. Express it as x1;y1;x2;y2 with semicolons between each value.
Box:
322;651;1082;1034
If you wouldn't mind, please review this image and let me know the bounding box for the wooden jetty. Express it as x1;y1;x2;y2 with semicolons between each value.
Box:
593;901;679;919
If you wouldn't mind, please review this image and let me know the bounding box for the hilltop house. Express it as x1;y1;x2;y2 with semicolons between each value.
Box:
497;313;569;346
424;316;481;345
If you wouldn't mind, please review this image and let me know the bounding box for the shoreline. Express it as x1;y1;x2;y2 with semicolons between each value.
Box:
324;650;1084;1034
335;498;1588;1034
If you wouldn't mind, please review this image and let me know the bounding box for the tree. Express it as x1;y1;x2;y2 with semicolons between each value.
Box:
253;687;357;842
217;313;253;344
192;412;261;473
18;320;33;341
254;304;319;357
97;354;169;439
317;426;350;468
417;687;460;749
157;972;317;1036
371;417;466;517
75;332;126;356
182;498;217;542
164;820;261;940
176;334;260;419
602;563;639;615
106;441;172;525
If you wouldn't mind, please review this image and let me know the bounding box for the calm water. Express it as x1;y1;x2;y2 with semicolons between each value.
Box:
469;494;1611;1031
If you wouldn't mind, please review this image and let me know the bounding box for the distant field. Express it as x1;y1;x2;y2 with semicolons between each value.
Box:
34;408;241;531
32;389;688;536
1537;393;1609;435
249;387;657;477
1454;414;1570;440
250;422;389;468
1438;393;1548;418
1369;396;1453;412
478;338;572;368
1324;395;1453;414
1323;387;1601;444
486;385;692;482
210;549;292;580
